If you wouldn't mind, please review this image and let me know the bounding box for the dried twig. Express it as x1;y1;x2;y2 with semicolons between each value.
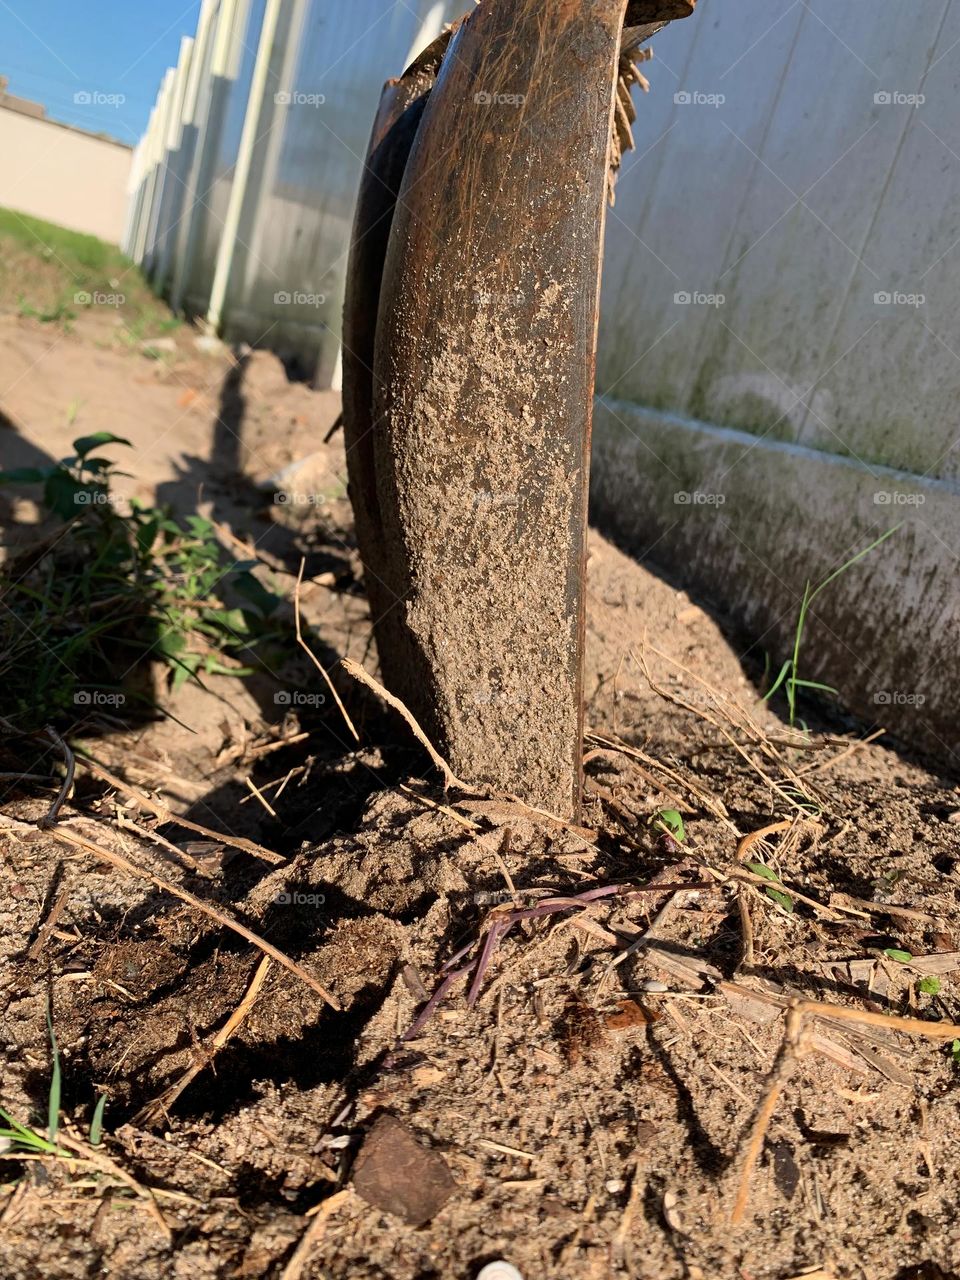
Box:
642;642;825;806
47;822;339;1009
27;883;71;961
80;757;284;865
730;1003;804;1226
135;956;272;1125
38;725;75;828
55;1125;172;1241
585;731;737;833
294;559;359;742
597;863;703;991
726;867;855;922
729;993;960;1224
796;728;885;777
339;656;465;789
828;893;942;925
281;1189;354;1280
736;888;754;971
243;776;277;817
497;792;598;841
395;782;480;831
114;811;210;876
634;646;817;815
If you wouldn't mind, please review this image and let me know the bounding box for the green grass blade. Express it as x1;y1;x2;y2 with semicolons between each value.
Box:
46;1003;61;1143
89;1094;107;1146
807;524;902;606
791;678;839;694
762;659;792;702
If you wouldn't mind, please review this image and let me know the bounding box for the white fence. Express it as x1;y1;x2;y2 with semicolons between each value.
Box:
124;0;461;382
592;0;960;759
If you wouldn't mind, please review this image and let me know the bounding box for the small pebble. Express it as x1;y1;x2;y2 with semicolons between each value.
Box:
605;1178;625;1193
641;979;669;993
477;1264;523;1280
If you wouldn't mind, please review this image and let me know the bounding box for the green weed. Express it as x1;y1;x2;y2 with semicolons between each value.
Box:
764;526;901;727
0;437;284;730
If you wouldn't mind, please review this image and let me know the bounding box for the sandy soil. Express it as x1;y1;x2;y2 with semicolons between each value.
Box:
1;310;960;1280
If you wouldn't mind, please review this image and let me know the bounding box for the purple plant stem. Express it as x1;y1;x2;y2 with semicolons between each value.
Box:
402;962;474;1041
402;873;717;1040
466;917;511;1007
440;939;478;974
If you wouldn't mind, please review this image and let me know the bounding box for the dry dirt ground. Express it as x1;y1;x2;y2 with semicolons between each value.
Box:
1;309;960;1280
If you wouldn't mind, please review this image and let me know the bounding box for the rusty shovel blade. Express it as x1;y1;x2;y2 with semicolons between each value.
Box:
343;0;695;817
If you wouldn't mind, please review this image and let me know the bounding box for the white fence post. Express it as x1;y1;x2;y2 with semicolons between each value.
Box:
149;35;194;287
169;0;250;315
121;136;146;257
138;68;174;271
206;0;285;334
132;91;163;266
238;0;309;300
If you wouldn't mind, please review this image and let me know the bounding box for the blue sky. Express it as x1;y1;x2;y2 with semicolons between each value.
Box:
0;0;203;145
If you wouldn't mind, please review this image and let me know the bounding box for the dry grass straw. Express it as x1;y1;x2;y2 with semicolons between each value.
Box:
134;956;272;1126
293;559;359;743
339;656;465;789
728;990;960;1225
46;821;339;1009
82;756;284;864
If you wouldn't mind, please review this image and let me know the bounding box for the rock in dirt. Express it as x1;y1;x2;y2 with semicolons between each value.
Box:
476;1264;524;1280
193;333;229;357
351;1113;456;1226
140;335;177;354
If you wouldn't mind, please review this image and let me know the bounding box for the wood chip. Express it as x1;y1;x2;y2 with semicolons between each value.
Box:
647;945;722;990
476;1139;535;1161
352;1115;456;1226
805;1032;870;1077
837;1036;914;1087
604;999;658;1030
910;952;960;976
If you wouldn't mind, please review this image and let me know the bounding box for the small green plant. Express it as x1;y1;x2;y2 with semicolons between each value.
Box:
46;1002;61;1143
918;976;941;997
89;1094;108;1147
781;786;822;817
653;808;686;843
0;437;284;729
18;296;75;326
0;1107;67;1157
763;525;901;726
745;861;794;913
0;1010;108;1158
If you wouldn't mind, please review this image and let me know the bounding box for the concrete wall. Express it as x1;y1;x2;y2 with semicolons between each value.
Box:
592;0;960;764
0;108;132;244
